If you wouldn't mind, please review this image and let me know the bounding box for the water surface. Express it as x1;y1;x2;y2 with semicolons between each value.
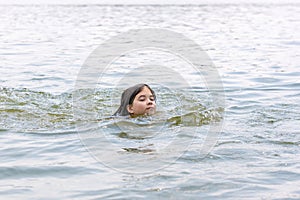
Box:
0;4;299;199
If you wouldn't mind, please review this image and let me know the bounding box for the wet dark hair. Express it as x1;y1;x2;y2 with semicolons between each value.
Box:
113;83;156;116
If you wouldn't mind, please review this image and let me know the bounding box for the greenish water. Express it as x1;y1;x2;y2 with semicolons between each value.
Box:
0;4;300;199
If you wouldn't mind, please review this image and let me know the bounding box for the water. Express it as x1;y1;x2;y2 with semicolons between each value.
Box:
1;4;300;199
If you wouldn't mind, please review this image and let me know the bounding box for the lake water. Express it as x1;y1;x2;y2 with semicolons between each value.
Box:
0;4;300;199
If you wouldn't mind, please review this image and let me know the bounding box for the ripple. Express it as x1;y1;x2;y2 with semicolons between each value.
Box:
0;4;299;200
0;166;92;180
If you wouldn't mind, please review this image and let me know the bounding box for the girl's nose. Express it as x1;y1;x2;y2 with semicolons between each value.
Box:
147;98;153;105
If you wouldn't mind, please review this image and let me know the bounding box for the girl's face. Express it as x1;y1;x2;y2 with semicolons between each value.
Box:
127;86;156;116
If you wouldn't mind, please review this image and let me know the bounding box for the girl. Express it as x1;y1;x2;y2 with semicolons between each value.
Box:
114;84;156;117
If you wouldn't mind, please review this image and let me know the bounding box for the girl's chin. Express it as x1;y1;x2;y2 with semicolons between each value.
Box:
145;108;156;115
131;109;156;117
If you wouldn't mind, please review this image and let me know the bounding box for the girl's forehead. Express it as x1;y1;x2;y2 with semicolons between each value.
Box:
137;87;153;95
140;86;152;93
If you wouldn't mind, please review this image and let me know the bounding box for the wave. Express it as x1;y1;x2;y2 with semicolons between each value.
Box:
0;87;224;133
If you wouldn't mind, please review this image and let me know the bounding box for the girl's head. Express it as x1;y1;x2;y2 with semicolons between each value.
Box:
114;84;156;117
